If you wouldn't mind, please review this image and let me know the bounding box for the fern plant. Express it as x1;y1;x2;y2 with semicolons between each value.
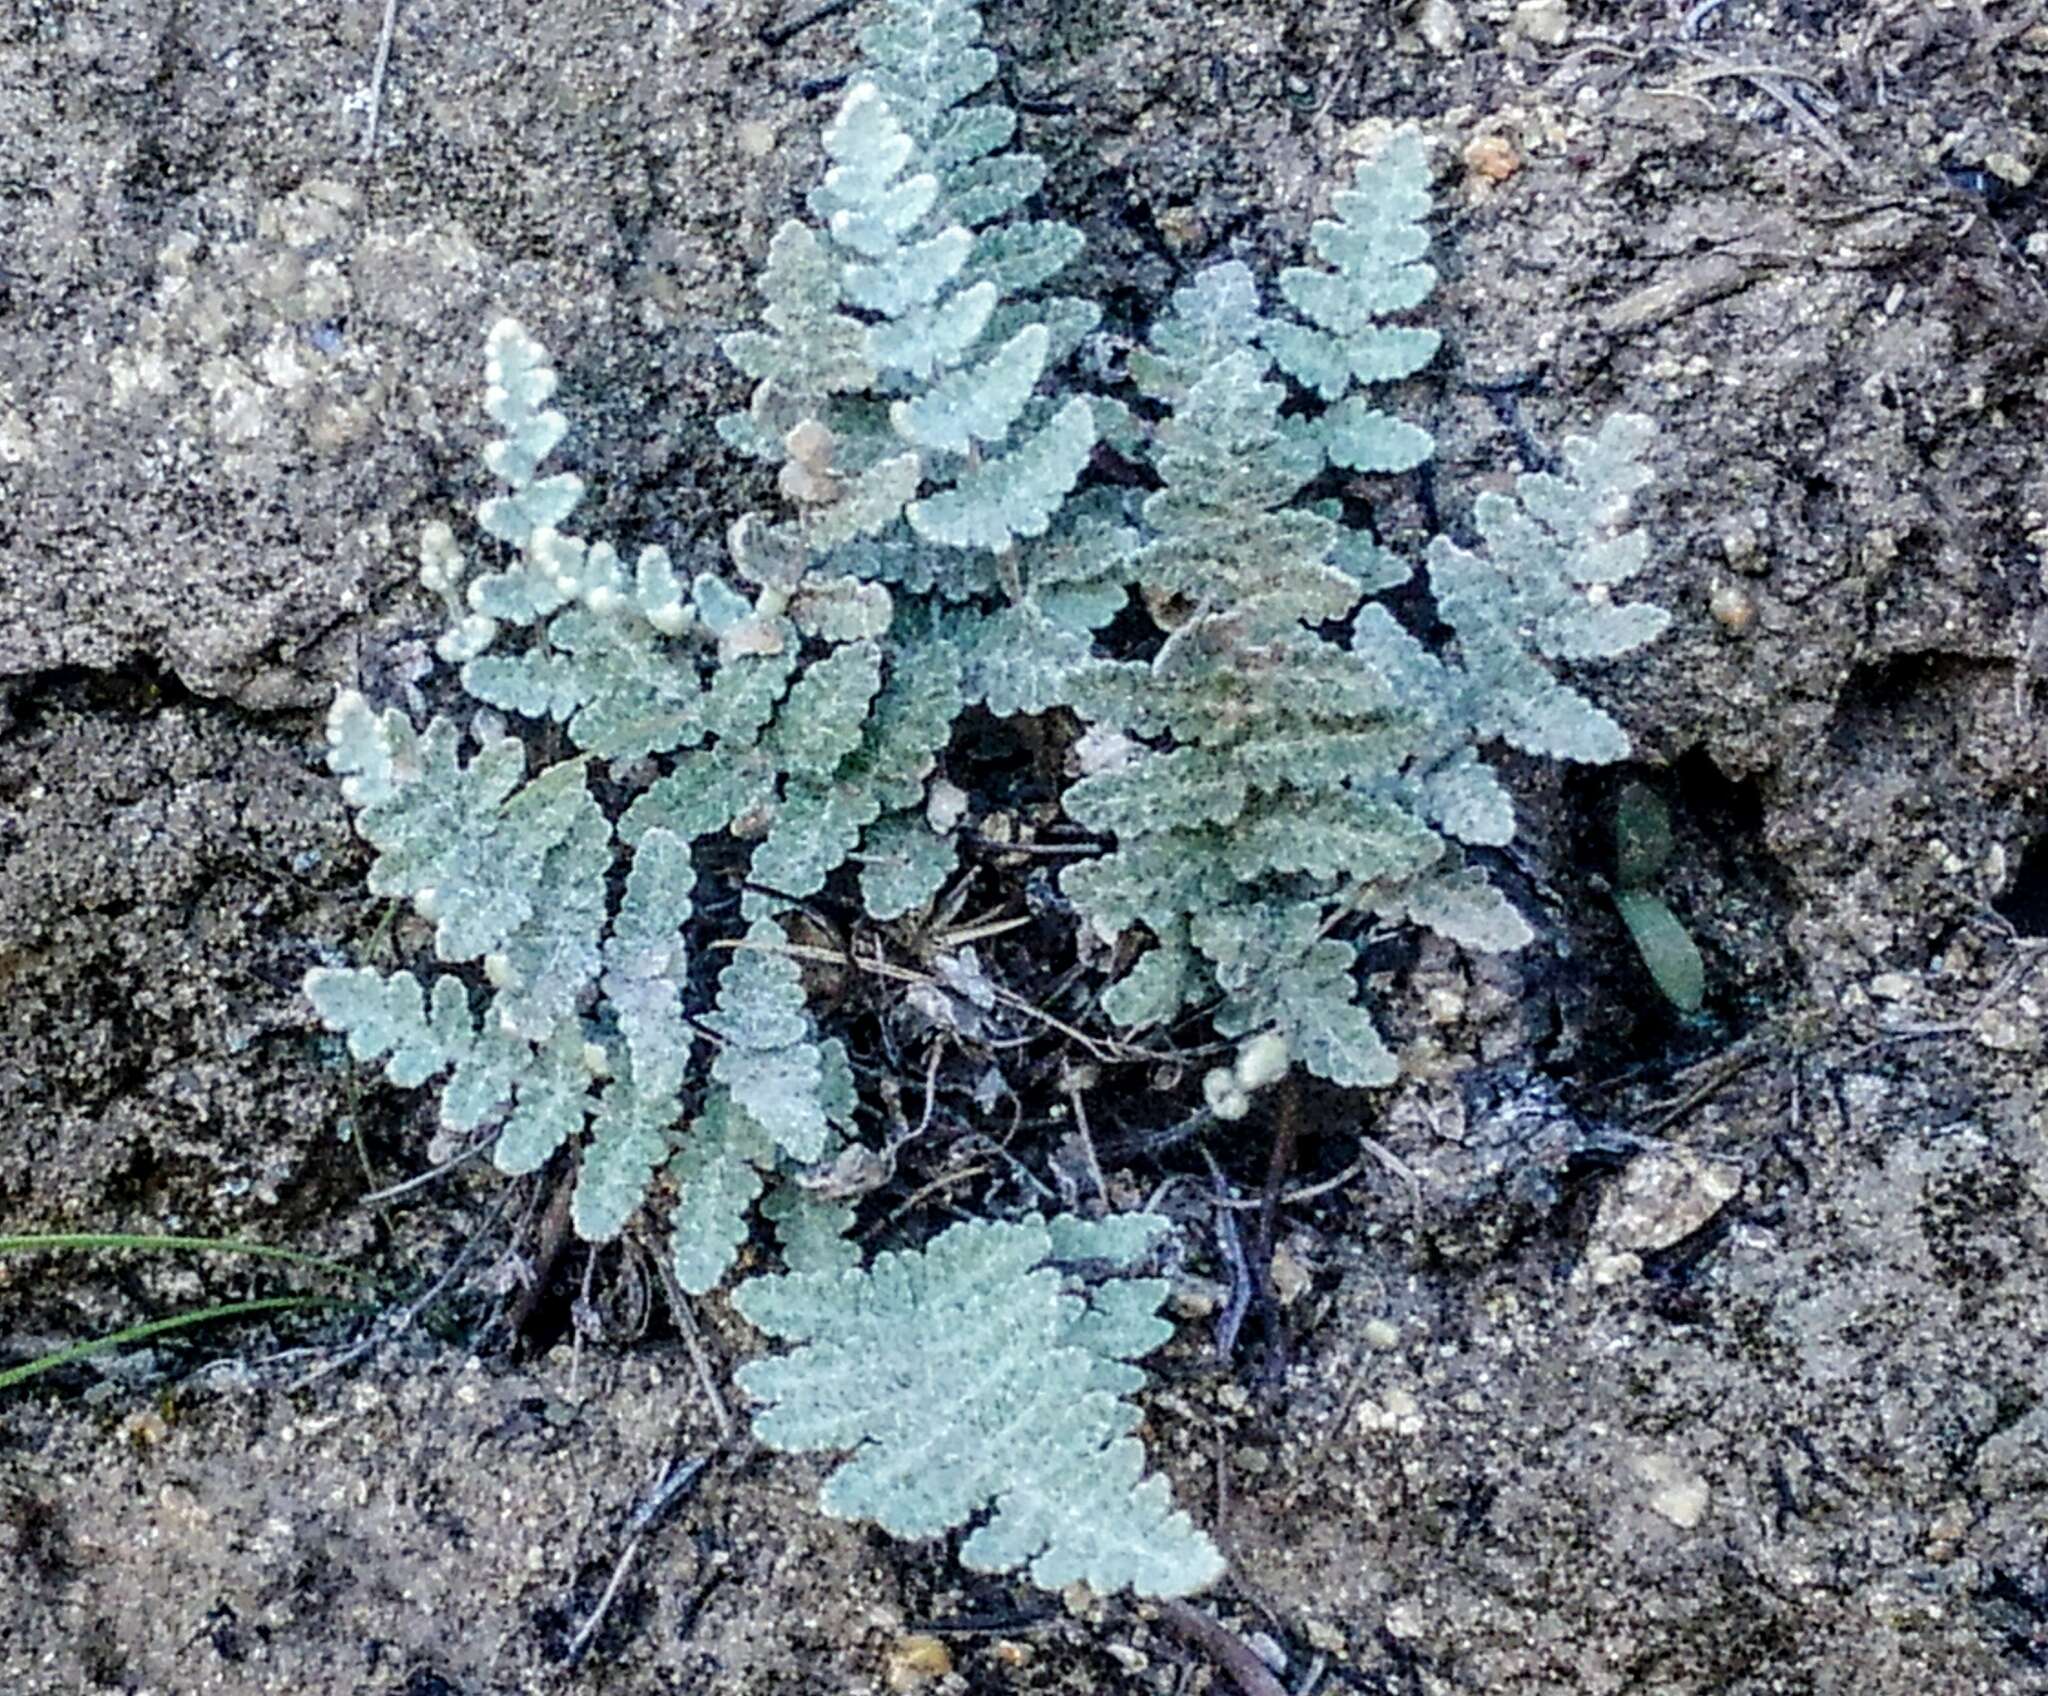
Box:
305;0;1221;1600
724;0;1137;736
1064;135;1668;1109
302;1;1670;1608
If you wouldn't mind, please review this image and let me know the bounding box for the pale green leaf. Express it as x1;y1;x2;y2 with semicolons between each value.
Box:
574;1084;677;1241
1399;867;1534;952
890;323;1048;454
906;397;1095;552
733;1215;1223;1598
1614;888;1706;1013
857;810;957;920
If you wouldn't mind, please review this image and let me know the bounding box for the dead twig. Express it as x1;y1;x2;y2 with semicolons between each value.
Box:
1154;1600;1290;1696
293;1188;512;1388
1250;1075;1302;1392
863;1162;990;1238
360;0;400;162
652;1253;736;1440
1202;1150;1253;1362
725;933;1175;1062
964;832;1101;856
1251;1078;1300;1303
759;0;860;49
1098;1103;1221;1163
561;1454;711;1668
1636;1040;1766;1136
1655;44;1859;178
359;1128;498;1205
567;1246;600;1401
1208;1155;1369;1211
1065;1070;1109;1206
506;1164;577;1341
914;1036;945;1142
935;911;1034;948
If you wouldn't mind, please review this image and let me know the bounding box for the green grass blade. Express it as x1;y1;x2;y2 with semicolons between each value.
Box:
0;1295;357;1392
0;1233;369;1284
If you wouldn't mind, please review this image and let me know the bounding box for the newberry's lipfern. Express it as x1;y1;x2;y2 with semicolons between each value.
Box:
1064;134;1668;1112
305;0;1222;1601
303;1;1670;1606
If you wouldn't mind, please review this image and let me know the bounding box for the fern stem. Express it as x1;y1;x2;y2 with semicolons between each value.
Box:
1251;1073;1302;1276
1252;1072;1303;1393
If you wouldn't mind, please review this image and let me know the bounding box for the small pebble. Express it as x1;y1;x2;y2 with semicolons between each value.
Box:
885;1635;952;1691
1462;133;1521;183
1269;1241;1313;1307
1417;0;1464;54
1986;151;2035;188
1634;1452;1710;1529
1708;581;1757;634
1245;1631;1288;1674
1515;0;1571;46
1424;985;1466;1025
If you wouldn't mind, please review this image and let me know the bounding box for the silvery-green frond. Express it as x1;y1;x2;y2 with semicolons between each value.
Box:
1265;129;1441;481
457;529;719;762
951;602;1096;717
574;1075;680;1242
842;633;965;809
1062;252;1468;1079
856;809;959;919
854;0;999;153
765;640;887;780
671;1043;863;1295
438;321;592;646
841;632;967;917
730;6;1098;592
747;780;886;917
306;963;535;1134
853;0;1097;391
306;968;486;1092
719;633;966;919
668;1088;776;1295
890;321;1049;454
476;319;586;553
706;920;834;1163
1395;865;1536;952
732;1214;1224;1598
601;828;697;1097
487;1021;605;1174
923;489;1129;709
905;395;1095;552
719;222;875;456
1429;414;1667;763
1211;935;1399;1090
1061;828;1242;947
561;826;701;1240
322;692;602;967
761;1176;861;1276
489;792;611;1040
1128;259;1267;402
